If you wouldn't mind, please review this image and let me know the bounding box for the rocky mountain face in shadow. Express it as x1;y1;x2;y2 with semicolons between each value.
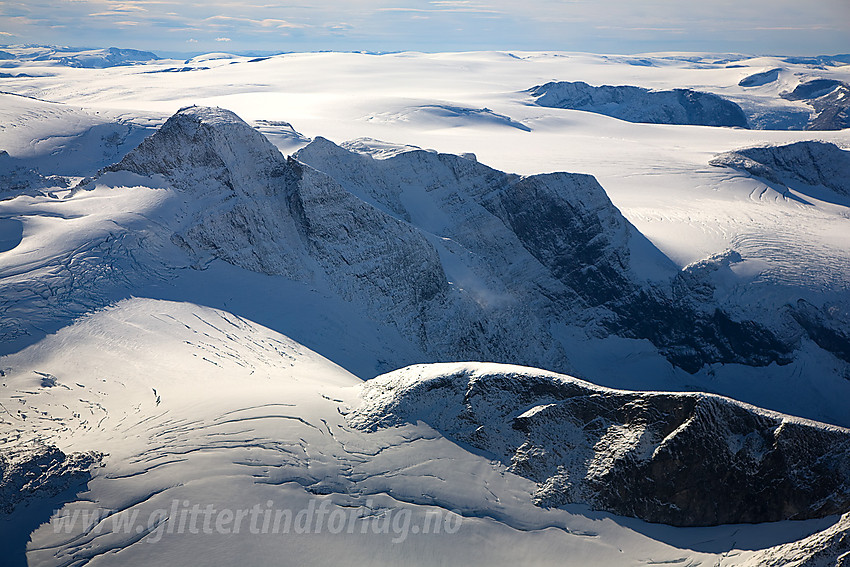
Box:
527;81;750;127
738;68;782;87
0;443;99;515
295;134;790;373
350;363;850;527
780;79;850;131
9;107;835;377
93;107;832;375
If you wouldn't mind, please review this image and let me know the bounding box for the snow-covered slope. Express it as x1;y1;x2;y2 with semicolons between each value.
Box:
3;104;849;426
1;299;846;566
3;50;849;275
351;362;850;526
0;92;159;197
710;141;850;202
76;107;841;381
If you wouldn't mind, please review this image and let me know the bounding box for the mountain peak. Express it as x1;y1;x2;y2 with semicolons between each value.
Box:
107;105;285;191
169;105;248;129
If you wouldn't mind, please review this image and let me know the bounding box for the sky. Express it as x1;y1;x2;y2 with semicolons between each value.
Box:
1;0;848;56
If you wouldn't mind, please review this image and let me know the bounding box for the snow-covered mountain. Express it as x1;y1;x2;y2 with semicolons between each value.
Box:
5;298;845;566
1;49;849;566
528;81;750;127
0;92;158;199
0;46;159;68
710;141;850;201
11;105;846;397
528;77;850;131
351;363;850;527
4;102;850;414
779;79;850;130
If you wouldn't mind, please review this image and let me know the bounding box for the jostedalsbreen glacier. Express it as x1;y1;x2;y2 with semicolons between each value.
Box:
1;49;850;566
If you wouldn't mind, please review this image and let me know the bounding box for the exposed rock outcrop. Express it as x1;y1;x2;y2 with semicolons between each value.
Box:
739;68;781;87
780;79;850;131
109;106;450;342
527;81;749;127
297;136;791;373
0;443;100;514
97;107;794;374
710;141;850;198
351;363;850;527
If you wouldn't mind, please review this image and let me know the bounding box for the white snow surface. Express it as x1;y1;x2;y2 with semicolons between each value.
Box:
0;300;843;566
2;50;848;282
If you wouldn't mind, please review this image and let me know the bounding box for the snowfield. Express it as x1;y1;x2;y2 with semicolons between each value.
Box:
3;299;848;566
1;47;849;565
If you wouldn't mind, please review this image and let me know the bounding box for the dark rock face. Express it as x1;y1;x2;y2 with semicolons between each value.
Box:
76;107;799;377
480;171;633;307
296;136;792;374
351;363;850;526
0;444;99;514
739;68;781;87
527;81;749;127
781;79;850;131
783;79;846;101
610;292;792;374
807;85;850;131
788;299;850;364
476;171;790;372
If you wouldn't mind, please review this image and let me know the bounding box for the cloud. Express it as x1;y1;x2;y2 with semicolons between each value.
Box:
378;7;503;14
595;25;686;32
1;0;847;55
326;22;353;32
186;37;197;42
378;1;503;15
258;18;305;29
88;3;148;16
215;36;231;41
750;25;837;31
202;15;308;30
428;0;493;6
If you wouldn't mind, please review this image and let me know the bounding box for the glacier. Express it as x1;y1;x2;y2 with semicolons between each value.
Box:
1;48;849;566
